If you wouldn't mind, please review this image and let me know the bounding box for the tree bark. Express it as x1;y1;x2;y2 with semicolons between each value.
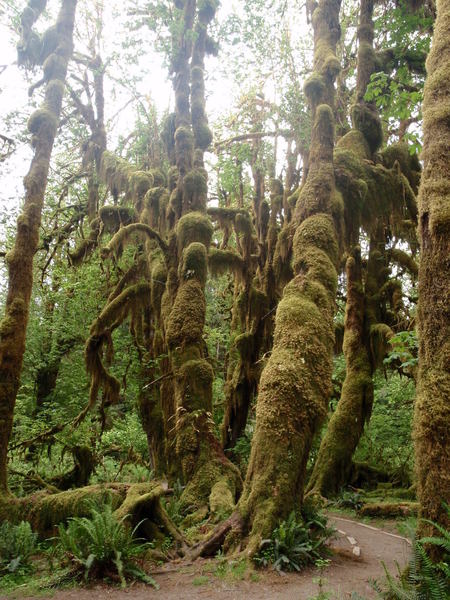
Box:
234;0;342;556
0;0;78;492
414;0;450;555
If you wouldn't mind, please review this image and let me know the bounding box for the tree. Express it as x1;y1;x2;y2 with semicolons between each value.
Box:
414;0;450;555
0;0;78;492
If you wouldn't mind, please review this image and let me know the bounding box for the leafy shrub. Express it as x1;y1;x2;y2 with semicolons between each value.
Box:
0;521;38;573
57;502;158;588
254;511;335;572
334;490;365;511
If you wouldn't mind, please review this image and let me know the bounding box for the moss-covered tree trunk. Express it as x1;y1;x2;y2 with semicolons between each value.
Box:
0;0;77;492
306;0;380;497
307;250;372;496
233;0;342;555
414;0;450;552
164;0;241;515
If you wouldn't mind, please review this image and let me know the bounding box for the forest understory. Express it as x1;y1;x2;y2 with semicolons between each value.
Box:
0;0;448;598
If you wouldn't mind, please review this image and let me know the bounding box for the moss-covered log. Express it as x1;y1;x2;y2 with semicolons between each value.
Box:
0;482;185;546
0;0;77;492
414;0;450;556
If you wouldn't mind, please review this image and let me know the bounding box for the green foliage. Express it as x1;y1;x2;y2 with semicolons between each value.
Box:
57;501;158;588
384;330;418;371
354;373;415;484
333;490;365;511
254;511;335;572
373;506;450;599
0;521;38;574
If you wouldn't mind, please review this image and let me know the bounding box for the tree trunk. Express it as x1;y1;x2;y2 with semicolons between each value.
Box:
234;0;342;556
307;250;372;496
0;0;77;492
414;0;450;555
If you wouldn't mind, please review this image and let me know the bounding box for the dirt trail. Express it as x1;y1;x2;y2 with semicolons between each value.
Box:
4;516;411;600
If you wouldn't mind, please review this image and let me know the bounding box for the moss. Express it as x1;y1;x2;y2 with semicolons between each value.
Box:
129;171;154;203
180;242;208;285
42;53;66;80
293;214;339;266
184;169;207;195
177;211;213;254
381;143;421;191
176;359;214;413
166;280;206;350
358;502;419;518
29;484;128;535
45;79;65;112
336;129;371;160
27;108;58;135
235;212;252;236
209;479;234;521
234;333;254;362
168;166;179;190
304;73;325;103
351;104;383;154
99;206;136;232
175;125;195;155
194;123;213;150
149;168;166;187
208;248;244;279
370;323;393;366
287;187;300;210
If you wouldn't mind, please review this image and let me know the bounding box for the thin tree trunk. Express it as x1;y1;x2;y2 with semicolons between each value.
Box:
0;0;77;492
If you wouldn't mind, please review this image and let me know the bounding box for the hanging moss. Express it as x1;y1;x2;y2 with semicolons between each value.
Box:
99;205;136;233
381;143;421;192
208;248;245;280
149;168;167;187
176;211;213;255
369;322;393;367
351;104;383;154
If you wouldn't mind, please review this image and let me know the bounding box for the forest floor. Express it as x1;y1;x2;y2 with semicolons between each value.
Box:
1;514;412;600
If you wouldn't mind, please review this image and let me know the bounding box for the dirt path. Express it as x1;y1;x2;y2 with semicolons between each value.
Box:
3;516;411;600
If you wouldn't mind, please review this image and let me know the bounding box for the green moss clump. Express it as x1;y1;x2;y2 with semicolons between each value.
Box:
336;129;371;160
99;206;136;233
177;359;214;413
235;212;252;236
351;104;383;153
194;122;213;150
294;214;339;266
381;143;421;191
175;126;194;155
43;53;66;80
209;479;234;520
166;280;206;350
180;242;208;285
27;108;58;134
177;211;213;254
129;171;154;202
184;169;207;195
149;168;166;187
304;73;325;102
45;79;65;112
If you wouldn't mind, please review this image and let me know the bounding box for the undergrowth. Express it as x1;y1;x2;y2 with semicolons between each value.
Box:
254;509;335;572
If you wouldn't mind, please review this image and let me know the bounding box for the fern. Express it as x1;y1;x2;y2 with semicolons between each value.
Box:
373;506;450;600
0;521;38;573
57;501;158;589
